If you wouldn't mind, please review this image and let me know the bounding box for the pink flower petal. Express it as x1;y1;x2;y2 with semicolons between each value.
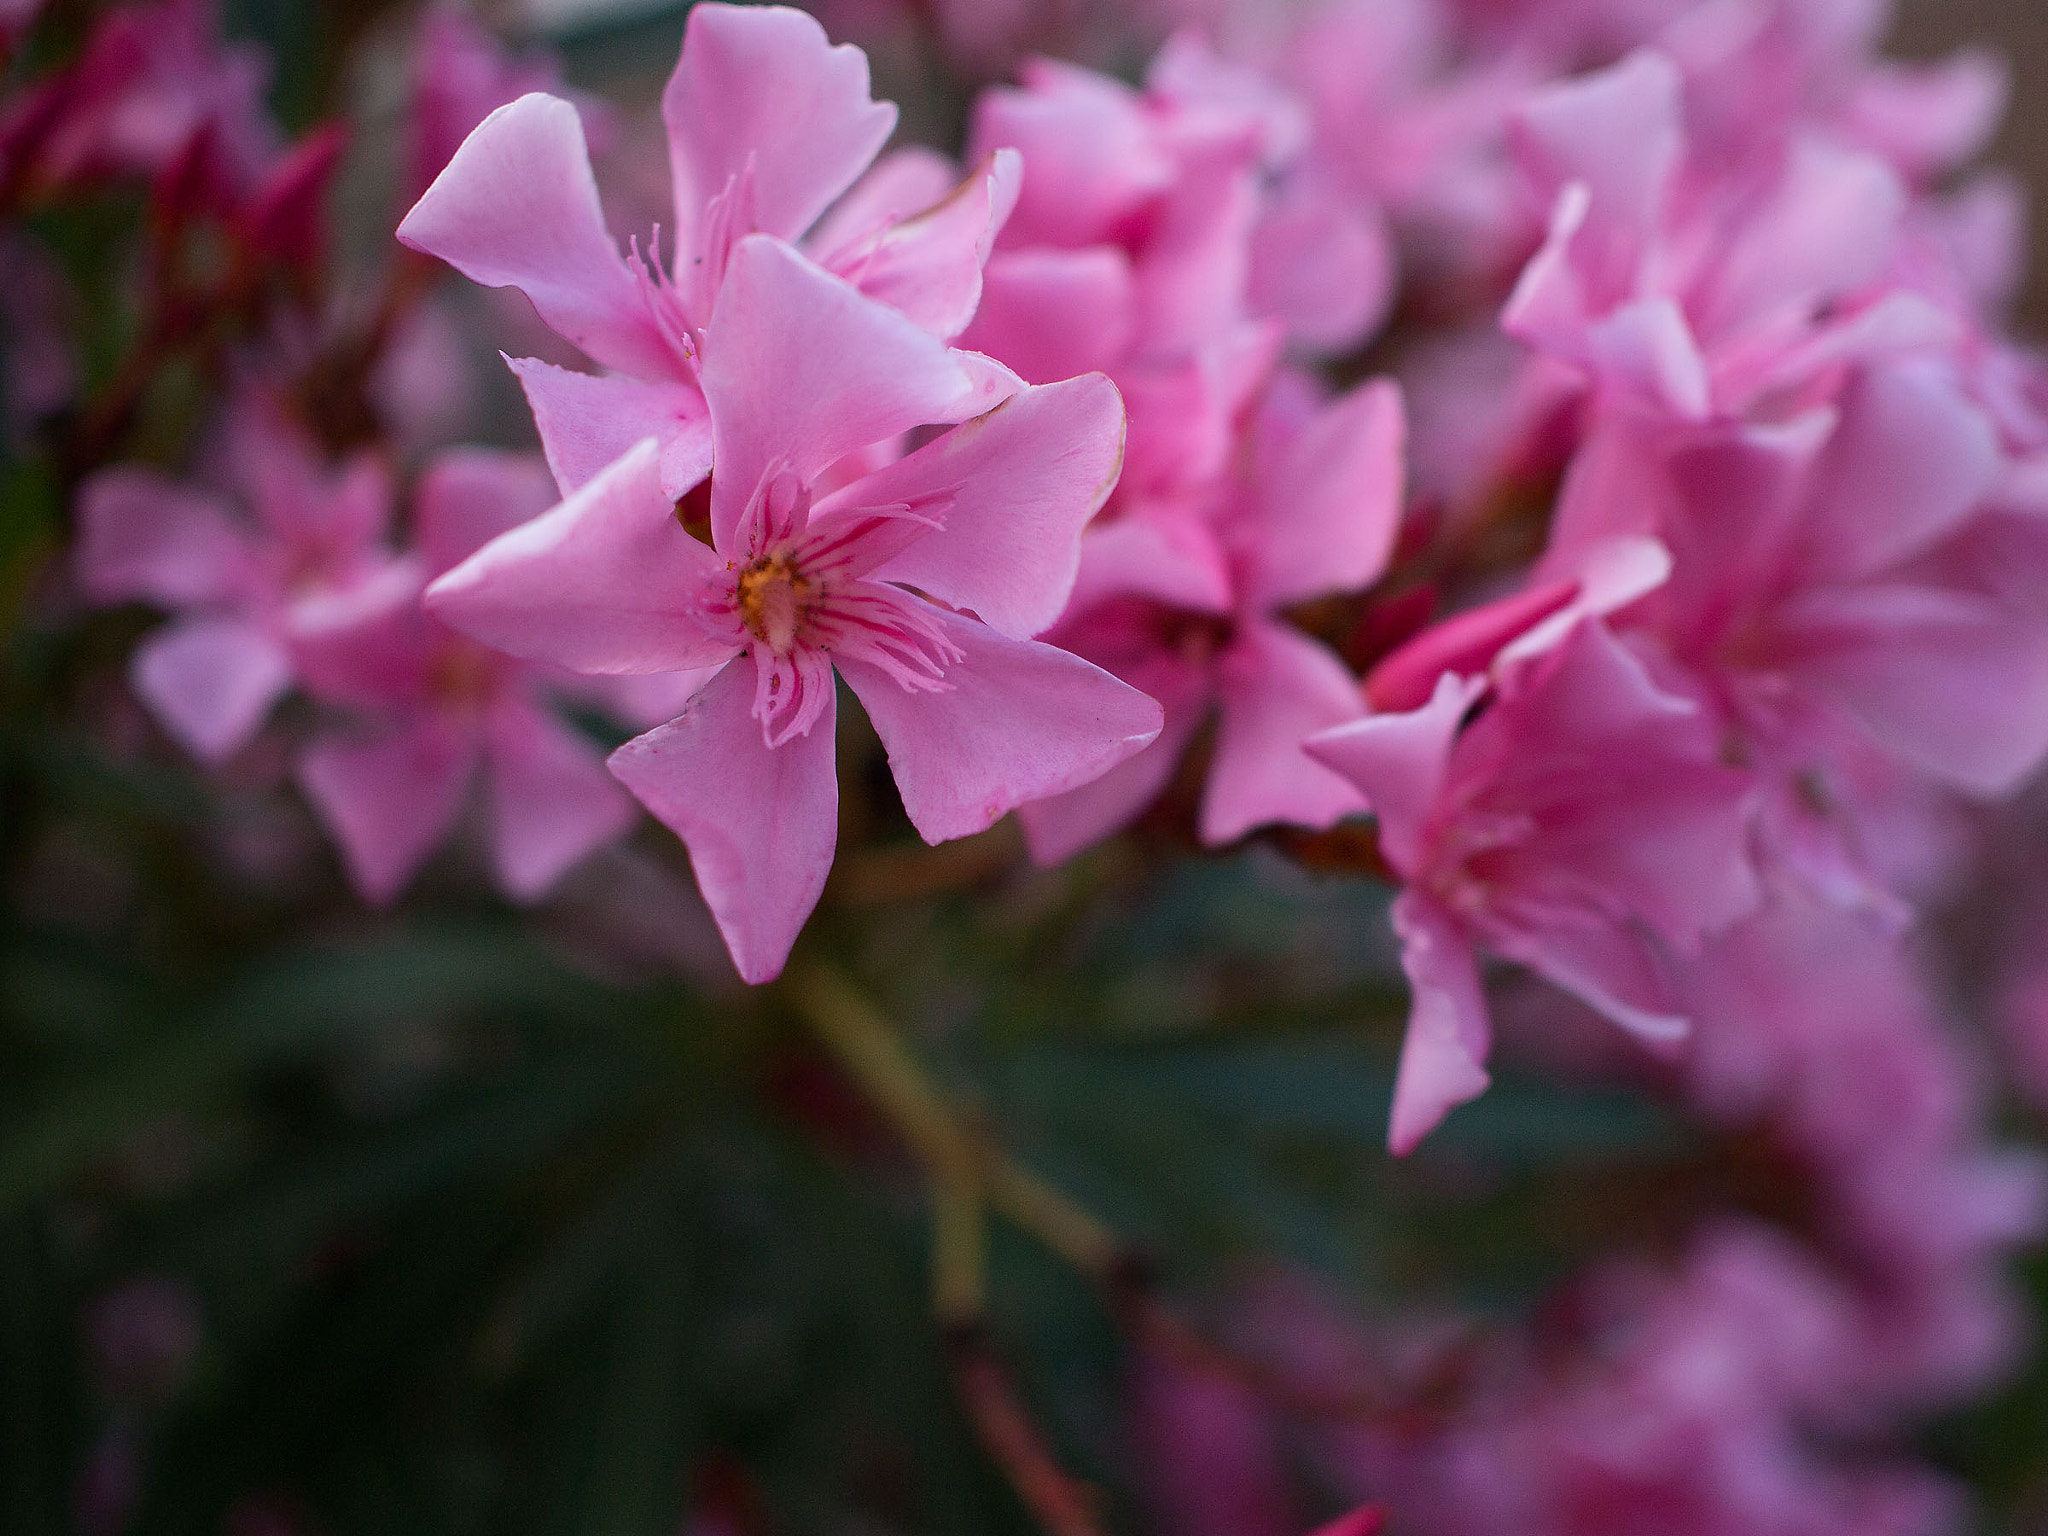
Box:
1202;621;1369;845
299;717;478;905
507;357;712;500
130;615;292;764
1016;644;1213;865
838;602;1164;846
957;247;1137;386
425;440;737;677
663;3;896;250
290;560;434;710
484;698;638;901
821;149;1022;341
1304;672;1485;874
398;93;674;380
1244;377;1405;611
1387;891;1492;1156
971;63;1175;248
607;656;837;985
703;236;974;552
1066;512;1234;617
1485;903;1689;1044
413;447;557;577
827;373;1124;640
74;468;256;608
1248;175;1394;355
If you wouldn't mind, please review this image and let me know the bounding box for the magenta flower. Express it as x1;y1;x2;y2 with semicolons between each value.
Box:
73;394;395;764
1307;622;1756;1152
1544;357;2048;908
1017;371;1404;861
425;235;1161;983
293;450;637;906
397;2;1018;502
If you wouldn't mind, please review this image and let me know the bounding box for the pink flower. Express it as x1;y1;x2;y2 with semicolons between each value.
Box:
1307;622;1757;1152
398;2;1019;502
425;234;1161;983
405;7;592;205
1544;357;2048;905
1505;49;1925;424
1017;370;1405;861
293;450;637;906
73;394;395;764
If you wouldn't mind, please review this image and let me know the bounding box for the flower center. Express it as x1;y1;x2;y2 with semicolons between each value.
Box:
736;552;813;653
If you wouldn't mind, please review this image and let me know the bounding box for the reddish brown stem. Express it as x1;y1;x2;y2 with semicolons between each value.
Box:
945;1325;1109;1536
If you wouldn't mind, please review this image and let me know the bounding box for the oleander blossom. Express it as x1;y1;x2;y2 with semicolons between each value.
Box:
72;392;397;764
292;450;638;906
426;234;1161;983
1307;621;1757;1152
397;2;1019;502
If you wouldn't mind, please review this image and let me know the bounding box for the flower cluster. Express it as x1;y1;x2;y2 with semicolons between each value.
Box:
14;0;2048;1528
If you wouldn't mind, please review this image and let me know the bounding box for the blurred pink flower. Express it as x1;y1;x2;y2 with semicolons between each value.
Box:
73;394;397;764
293;449;638;906
426;235;1158;983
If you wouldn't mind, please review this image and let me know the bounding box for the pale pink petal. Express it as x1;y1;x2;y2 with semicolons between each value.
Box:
821;150;1022;341
74;469;256;608
413;447;557;577
298;718;478;905
1304;673;1485;874
1484;905;1689;1043
131;615;292;764
1583;298;1710;419
1247;176;1395;355
1777;584;2048;795
1387;891;1492;1156
825;374;1123;640
663;3;896;248
808;146;961;258
702;236;972;551
507;357;712;499
397;93;673;380
1492;535;1671;670
606;657;837;985
425;440;737;676
970;63;1174;249
1202;621;1368;845
1066;513;1235;619
484;698;638;901
1798;361;2000;585
838;603;1164;845
1015;646;1212;865
956;247;1137;386
1848;51;2008;181
1244;377;1405;610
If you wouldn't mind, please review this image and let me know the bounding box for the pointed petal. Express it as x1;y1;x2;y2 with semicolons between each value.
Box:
1066;511;1234;617
1245;377;1405;609
1799;360;2000;584
664;3;896;248
607;657;837;985
413;447;558;577
821;149;1022;340
1304;673;1484;873
425;440;738;676
838;603;1164;845
703;236;973;551
822;373;1124;639
808;146;961;258
1203;622;1369;845
484;699;638;901
1365;580;1579;713
298;718;478;905
956;246;1137;386
74;469;256;607
969;64;1174;248
131;616;293;764
1485;905;1689;1043
508;357;712;499
1387;892;1492;1156
398;93;672;379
